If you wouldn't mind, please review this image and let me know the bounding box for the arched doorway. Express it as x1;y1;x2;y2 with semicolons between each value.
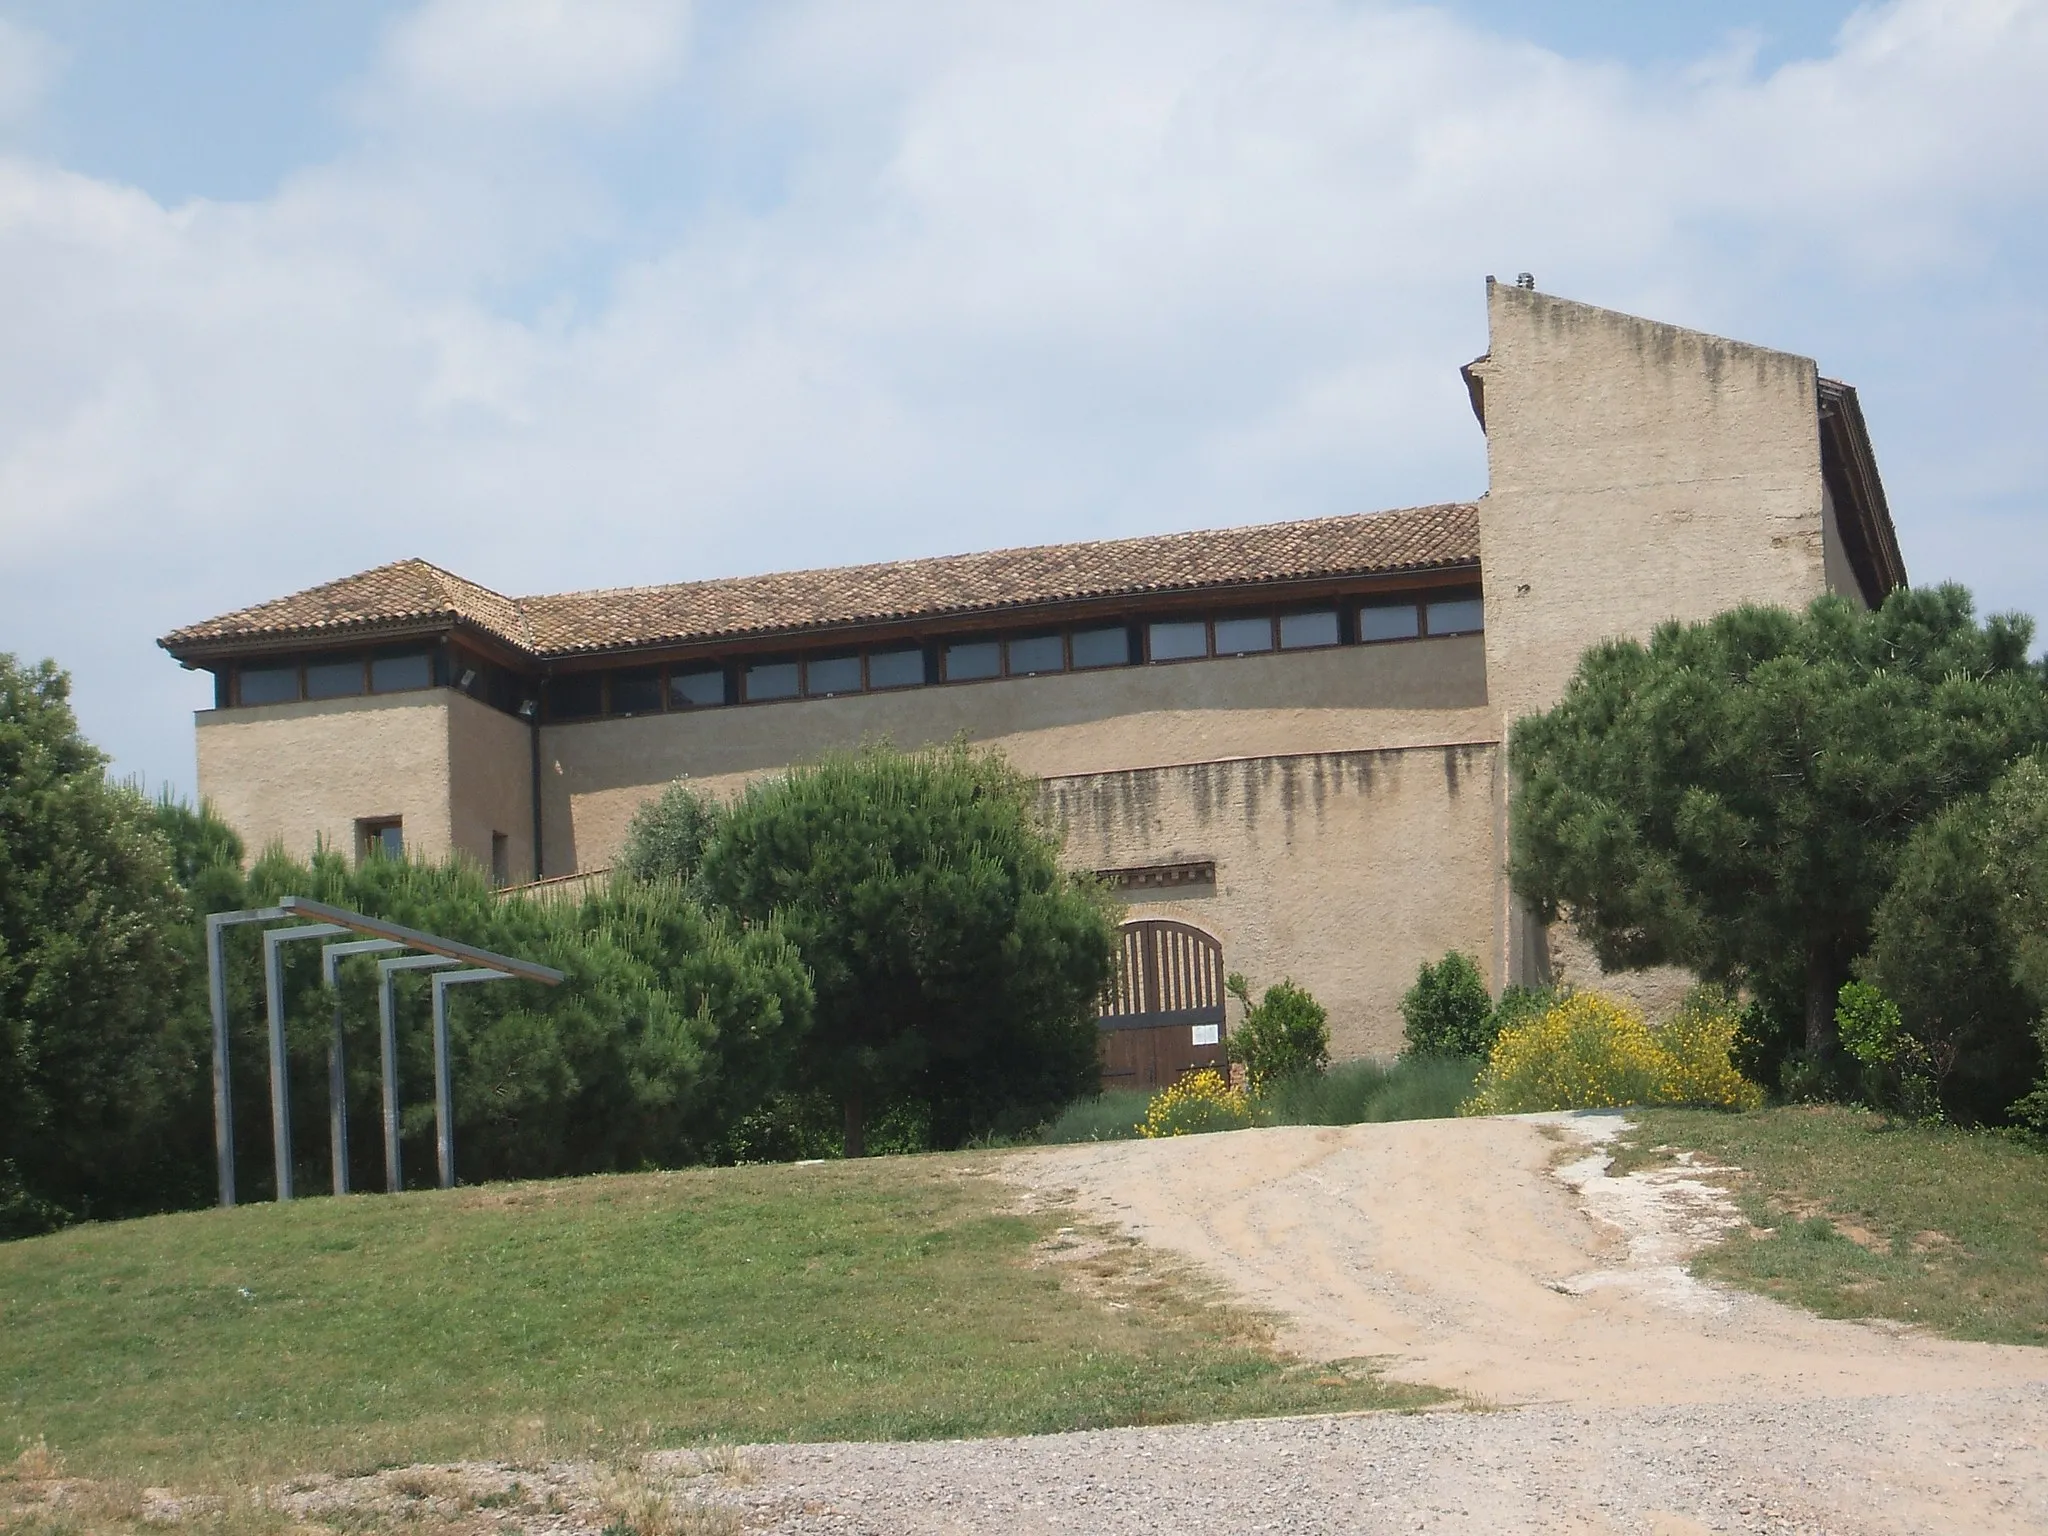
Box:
1097;918;1229;1092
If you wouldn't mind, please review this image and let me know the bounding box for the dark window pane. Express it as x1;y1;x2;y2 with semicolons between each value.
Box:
1359;603;1420;642
1426;597;1485;635
1071;627;1129;669
240;665;300;705
611;667;663;715
867;649;924;690
305;658;364;699
944;641;1001;681
1147;620;1208;661
1212;616;1274;655
745;661;799;701
1007;634;1064;676
545;674;604;720
806;655;862;697
1279;610;1340;649
358;818;403;861
370;652;432;693
669;668;725;709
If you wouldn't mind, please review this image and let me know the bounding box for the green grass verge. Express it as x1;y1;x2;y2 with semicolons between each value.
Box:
1624;1105;2048;1346
0;1154;1436;1487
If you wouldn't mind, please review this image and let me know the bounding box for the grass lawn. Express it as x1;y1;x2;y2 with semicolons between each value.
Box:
0;1151;1434;1492
1623;1105;2048;1346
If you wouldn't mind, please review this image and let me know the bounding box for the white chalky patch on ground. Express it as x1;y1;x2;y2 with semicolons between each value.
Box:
1526;1110;1747;1315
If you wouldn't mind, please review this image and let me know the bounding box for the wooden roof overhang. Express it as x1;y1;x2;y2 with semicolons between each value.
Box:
1817;378;1908;605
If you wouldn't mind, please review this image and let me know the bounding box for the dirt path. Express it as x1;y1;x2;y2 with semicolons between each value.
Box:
1007;1111;2048;1407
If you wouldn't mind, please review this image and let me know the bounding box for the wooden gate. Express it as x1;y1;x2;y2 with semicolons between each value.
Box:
1097;919;1228;1092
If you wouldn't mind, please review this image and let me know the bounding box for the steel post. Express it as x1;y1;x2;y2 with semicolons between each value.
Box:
429;970;515;1189
319;939;405;1196
203;906;288;1209
260;923;346;1202
376;954;459;1193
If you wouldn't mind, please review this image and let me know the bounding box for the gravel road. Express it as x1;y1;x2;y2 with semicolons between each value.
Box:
704;1112;2048;1534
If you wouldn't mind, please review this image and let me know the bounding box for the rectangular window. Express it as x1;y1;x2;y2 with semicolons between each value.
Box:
239;664;301;706
1070;626;1130;670
744;660;800;702
544;673;604;721
1147;620;1208;662
1212;616;1275;656
1007;634;1064;676
357;817;403;863
867;648;924;690
490;832;510;889
1279;610;1340;650
943;640;1001;682
610;667;664;716
370;652;432;693
1426;597;1485;635
669;667;725;709
805;654;862;697
305;657;365;700
1358;602;1421;642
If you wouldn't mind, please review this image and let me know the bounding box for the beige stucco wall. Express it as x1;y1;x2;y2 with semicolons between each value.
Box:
536;634;1495;876
1474;282;1831;728
1045;744;1502;1059
447;691;535;880
196;691;456;863
1473;280;1835;1003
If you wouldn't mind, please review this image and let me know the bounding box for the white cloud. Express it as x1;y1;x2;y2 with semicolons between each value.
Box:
379;0;692;116
0;0;2044;792
0;16;57;123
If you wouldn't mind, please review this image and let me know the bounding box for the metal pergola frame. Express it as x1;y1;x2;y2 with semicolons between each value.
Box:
205;895;564;1207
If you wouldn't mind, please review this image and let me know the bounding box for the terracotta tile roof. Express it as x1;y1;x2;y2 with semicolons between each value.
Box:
161;559;533;653
161;502;1479;663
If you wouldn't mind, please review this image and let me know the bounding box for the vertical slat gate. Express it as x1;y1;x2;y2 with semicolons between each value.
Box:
1097;919;1228;1092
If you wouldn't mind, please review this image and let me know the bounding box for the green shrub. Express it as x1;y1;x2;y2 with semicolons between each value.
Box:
618;779;725;889
1863;794;2040;1123
1040;1090;1152;1144
1225;974;1330;1090
1400;952;1495;1058
1255;1056;1477;1125
698;742;1118;1155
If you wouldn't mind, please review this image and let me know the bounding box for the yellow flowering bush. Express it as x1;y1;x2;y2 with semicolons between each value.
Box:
1657;989;1766;1111
1138;1069;1253;1137
1461;990;1763;1115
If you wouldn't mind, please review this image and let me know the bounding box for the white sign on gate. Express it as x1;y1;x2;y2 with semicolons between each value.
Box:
1191;1023;1220;1046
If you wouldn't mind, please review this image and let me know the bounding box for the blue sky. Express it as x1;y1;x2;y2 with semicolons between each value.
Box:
0;0;2043;796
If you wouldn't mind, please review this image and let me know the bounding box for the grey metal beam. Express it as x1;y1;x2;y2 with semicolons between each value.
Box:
319;939;406;1196
280;896;565;985
429;969;515;1189
376;954;460;1193
203;906;289;1208
261;922;348;1202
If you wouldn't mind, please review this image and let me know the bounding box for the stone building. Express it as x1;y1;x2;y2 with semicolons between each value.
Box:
161;281;1905;1068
